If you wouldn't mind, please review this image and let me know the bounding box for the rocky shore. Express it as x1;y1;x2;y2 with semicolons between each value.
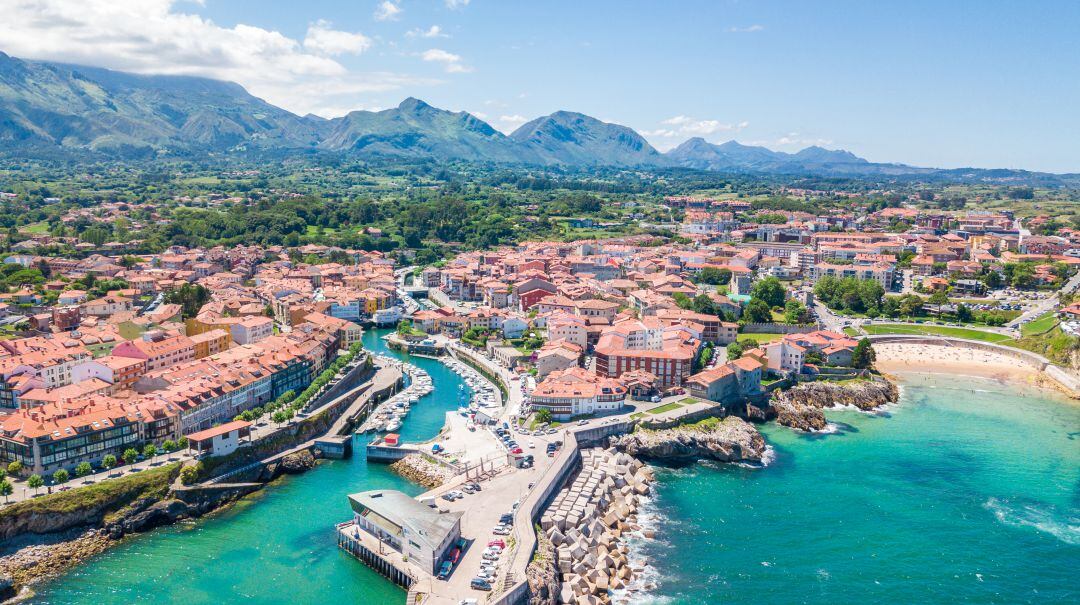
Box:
388;453;452;488
0;448;328;600
529;447;655;605
770;379;899;431
611;416;767;464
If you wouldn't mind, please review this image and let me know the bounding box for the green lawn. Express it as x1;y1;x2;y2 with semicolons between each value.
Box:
1021;312;1059;337
646;402;684;415
736;332;785;344
19;221;50;234
842;327;861;337
861;323;1014;344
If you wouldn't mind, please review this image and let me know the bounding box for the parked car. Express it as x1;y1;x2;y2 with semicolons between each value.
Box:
488;539;506;548
438;561;453;580
470;578;492;591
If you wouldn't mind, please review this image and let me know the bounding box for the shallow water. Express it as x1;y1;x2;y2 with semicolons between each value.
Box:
635;373;1080;604
26;363;1080;604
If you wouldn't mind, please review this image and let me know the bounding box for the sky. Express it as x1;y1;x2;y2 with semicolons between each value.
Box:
0;0;1078;172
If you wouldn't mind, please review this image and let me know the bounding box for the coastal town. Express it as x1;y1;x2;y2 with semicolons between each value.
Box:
1;184;1079;603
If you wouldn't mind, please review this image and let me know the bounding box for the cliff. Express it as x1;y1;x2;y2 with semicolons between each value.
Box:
612;417;767;464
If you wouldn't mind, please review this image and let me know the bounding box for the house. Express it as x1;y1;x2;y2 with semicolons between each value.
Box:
530;367;628;420
765;331;857;373
533;341;582;379
112;331;196;372
186;420;252;457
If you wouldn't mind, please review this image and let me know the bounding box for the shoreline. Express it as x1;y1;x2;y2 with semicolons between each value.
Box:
872;343;1075;399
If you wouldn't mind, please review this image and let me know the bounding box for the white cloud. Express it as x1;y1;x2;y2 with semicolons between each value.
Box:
659;115;747;136
493;114;528;133
642;115;751;150
406;25;448;39
0;0;437;117
727;24;764;33
421;48;473;73
374;1;402;21
445;0;470;9
303;20;372;56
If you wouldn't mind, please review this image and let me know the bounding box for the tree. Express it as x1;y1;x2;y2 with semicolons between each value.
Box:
726;341;744;360
0;479;12;503
179;465;200;486
852;338;877;369
27;474;44;494
75;461;93;478
743;298;772;324
102;454;117;470
928;290;949;315
52;469;69;485
956;304;973;323
535;408;553;424
178;436;189;449
143;444;158;460
7;461;23;476
161;440;177;454
272;411;288;425
122;448;140;465
164;283;211;319
983;270;1003;289
784;299;808;324
696;267;732;286
750;277;786;308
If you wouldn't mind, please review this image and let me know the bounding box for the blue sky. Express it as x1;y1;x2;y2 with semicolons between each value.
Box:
2;1;1078;172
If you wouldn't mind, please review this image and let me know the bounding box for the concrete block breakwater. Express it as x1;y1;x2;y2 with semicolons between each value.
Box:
532;447;655;604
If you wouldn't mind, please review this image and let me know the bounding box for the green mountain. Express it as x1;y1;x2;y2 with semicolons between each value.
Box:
0;52;1072;184
319;97;524;162
509;111;664;166
667;137;871;172
0;51;320;156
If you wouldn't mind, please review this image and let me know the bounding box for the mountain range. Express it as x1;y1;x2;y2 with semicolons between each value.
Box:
0;51;1073;183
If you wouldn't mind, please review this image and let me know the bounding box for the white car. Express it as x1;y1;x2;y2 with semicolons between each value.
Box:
528;441;535;449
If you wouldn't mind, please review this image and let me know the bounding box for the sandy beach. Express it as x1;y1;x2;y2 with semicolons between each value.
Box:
873;342;1063;392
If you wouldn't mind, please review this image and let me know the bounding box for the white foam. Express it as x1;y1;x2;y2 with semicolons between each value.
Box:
984;497;1080;545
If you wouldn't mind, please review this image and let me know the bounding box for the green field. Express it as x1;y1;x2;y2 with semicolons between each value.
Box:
842;327;861;337
861;323;1014;344
1021;312;1059;337
646;402;684;415
736;332;785;344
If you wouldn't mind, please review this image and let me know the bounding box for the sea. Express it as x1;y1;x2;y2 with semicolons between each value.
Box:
25;342;1080;604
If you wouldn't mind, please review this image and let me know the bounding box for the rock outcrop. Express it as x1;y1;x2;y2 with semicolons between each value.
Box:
770;379;898;431
388;454;451;488
612;416;767;464
537;448;654;604
278;450;317;474
773;400;827;431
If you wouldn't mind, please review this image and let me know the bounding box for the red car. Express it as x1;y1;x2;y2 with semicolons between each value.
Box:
488;539;506;548
510;447;523;455
449;548;462;564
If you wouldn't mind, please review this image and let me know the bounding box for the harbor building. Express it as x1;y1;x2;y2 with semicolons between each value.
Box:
342;490;462;575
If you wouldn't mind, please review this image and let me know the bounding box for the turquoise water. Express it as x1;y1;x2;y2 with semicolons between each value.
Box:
27;358;1080;604
635;374;1080;604
28;329;465;605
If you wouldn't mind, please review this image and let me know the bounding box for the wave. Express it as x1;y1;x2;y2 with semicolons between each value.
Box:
733;445;775;469
984;497;1080;545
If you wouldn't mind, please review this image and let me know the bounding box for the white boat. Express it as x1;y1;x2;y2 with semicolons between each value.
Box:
385;420;402;432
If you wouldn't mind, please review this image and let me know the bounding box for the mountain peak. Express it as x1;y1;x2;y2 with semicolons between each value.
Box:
398;97;432;112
